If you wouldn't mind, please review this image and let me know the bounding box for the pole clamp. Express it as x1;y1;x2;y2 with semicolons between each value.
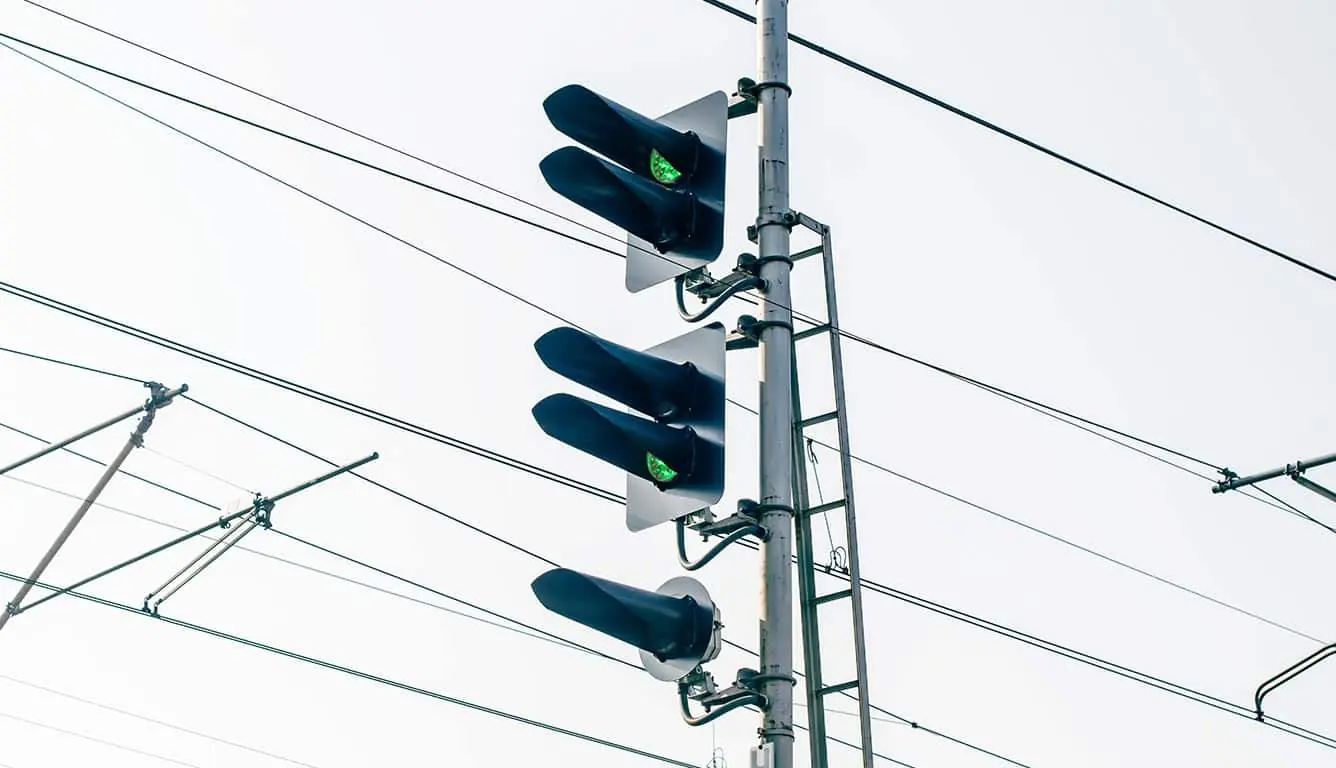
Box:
747;212;799;245
746;502;795;516
744;80;793;98
734;315;793;342
749;671;797;686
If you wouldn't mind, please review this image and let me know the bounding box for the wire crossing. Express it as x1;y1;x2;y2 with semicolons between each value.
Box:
0;570;702;768
0;29;1228;479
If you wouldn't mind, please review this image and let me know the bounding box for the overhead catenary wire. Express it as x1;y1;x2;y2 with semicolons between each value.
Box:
140;444;255;495
1252;486;1336;537
0;569;703;768
179;397;1011;767
0;31;1291;518
0;343;145;384
1;470;590;653
0;30;1227;479
5;351;1319;762
2;27;1325;758
181;397;1328;762
6;8;1320;550
0;420;218;511
5;336;1325;753
0;709;208;768
0;279;622;505
694;0;1336;287
0;673;324;768
4;462;926;767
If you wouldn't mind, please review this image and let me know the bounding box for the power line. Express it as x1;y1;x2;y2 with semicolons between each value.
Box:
0;570;700;768
1253;486;1336;537
140;444;256;495
181;395;565;567
0;470;590;656
4;457;926;768
13;350;1319;761
815;551;1336;751
0;29;1287;520
2;324;1325;753
0;279;621;506
183;396;1004;767
3;278;1322;684
0;29;1225;479
0;709;207;768
15;0;631;254
0;420;219;511
0;343;145;384
694;0;1336;286
801;440;1326;644
267;527;642;673
0;673;322;768
10;333;1312;658
1;37;1326;756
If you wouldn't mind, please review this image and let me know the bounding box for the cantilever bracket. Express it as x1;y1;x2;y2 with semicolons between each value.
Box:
676;500;768;571
679;667;768;727
728;77;759;119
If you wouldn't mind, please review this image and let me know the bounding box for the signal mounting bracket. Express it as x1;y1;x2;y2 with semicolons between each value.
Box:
681;253;762;300
677;499;769;571
679;666;769;726
728;77;759;119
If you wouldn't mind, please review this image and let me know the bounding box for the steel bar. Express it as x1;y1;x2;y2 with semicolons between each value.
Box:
1213;451;1336;493
814;219;875;767
0;384;185;477
791;343;830;768
268;452;378;504
145;452;377;608
1292;475;1336;505
17;505;255;614
151;519;261;609
0;403;168;632
142;510;255;605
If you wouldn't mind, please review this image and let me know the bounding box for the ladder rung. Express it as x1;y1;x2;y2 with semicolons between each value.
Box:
799;411;838;429
816;680;860;697
793;323;831;341
805;499;846;517
810;589;852;606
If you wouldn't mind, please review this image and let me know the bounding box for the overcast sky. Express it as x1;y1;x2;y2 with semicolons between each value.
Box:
1;1;1334;766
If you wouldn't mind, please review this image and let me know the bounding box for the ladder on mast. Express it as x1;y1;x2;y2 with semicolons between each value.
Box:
789;213;875;768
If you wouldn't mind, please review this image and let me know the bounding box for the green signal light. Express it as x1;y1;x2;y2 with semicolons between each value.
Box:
646;452;679;484
649;149;682;185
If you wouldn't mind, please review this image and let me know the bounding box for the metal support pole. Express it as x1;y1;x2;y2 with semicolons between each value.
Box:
755;1;795;766
0;384;185;477
0;388;178;633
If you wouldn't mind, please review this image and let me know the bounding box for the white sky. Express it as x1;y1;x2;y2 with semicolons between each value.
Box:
1;1;1334;766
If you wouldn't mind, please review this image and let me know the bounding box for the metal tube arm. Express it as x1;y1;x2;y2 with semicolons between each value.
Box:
1255;642;1336;719
1214;450;1336;493
0;383;185;477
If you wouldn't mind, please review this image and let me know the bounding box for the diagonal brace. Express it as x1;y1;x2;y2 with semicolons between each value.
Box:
0;383;185;633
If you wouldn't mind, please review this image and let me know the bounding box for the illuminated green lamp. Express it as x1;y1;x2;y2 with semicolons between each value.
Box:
649;149;682;185
646;452;679;484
